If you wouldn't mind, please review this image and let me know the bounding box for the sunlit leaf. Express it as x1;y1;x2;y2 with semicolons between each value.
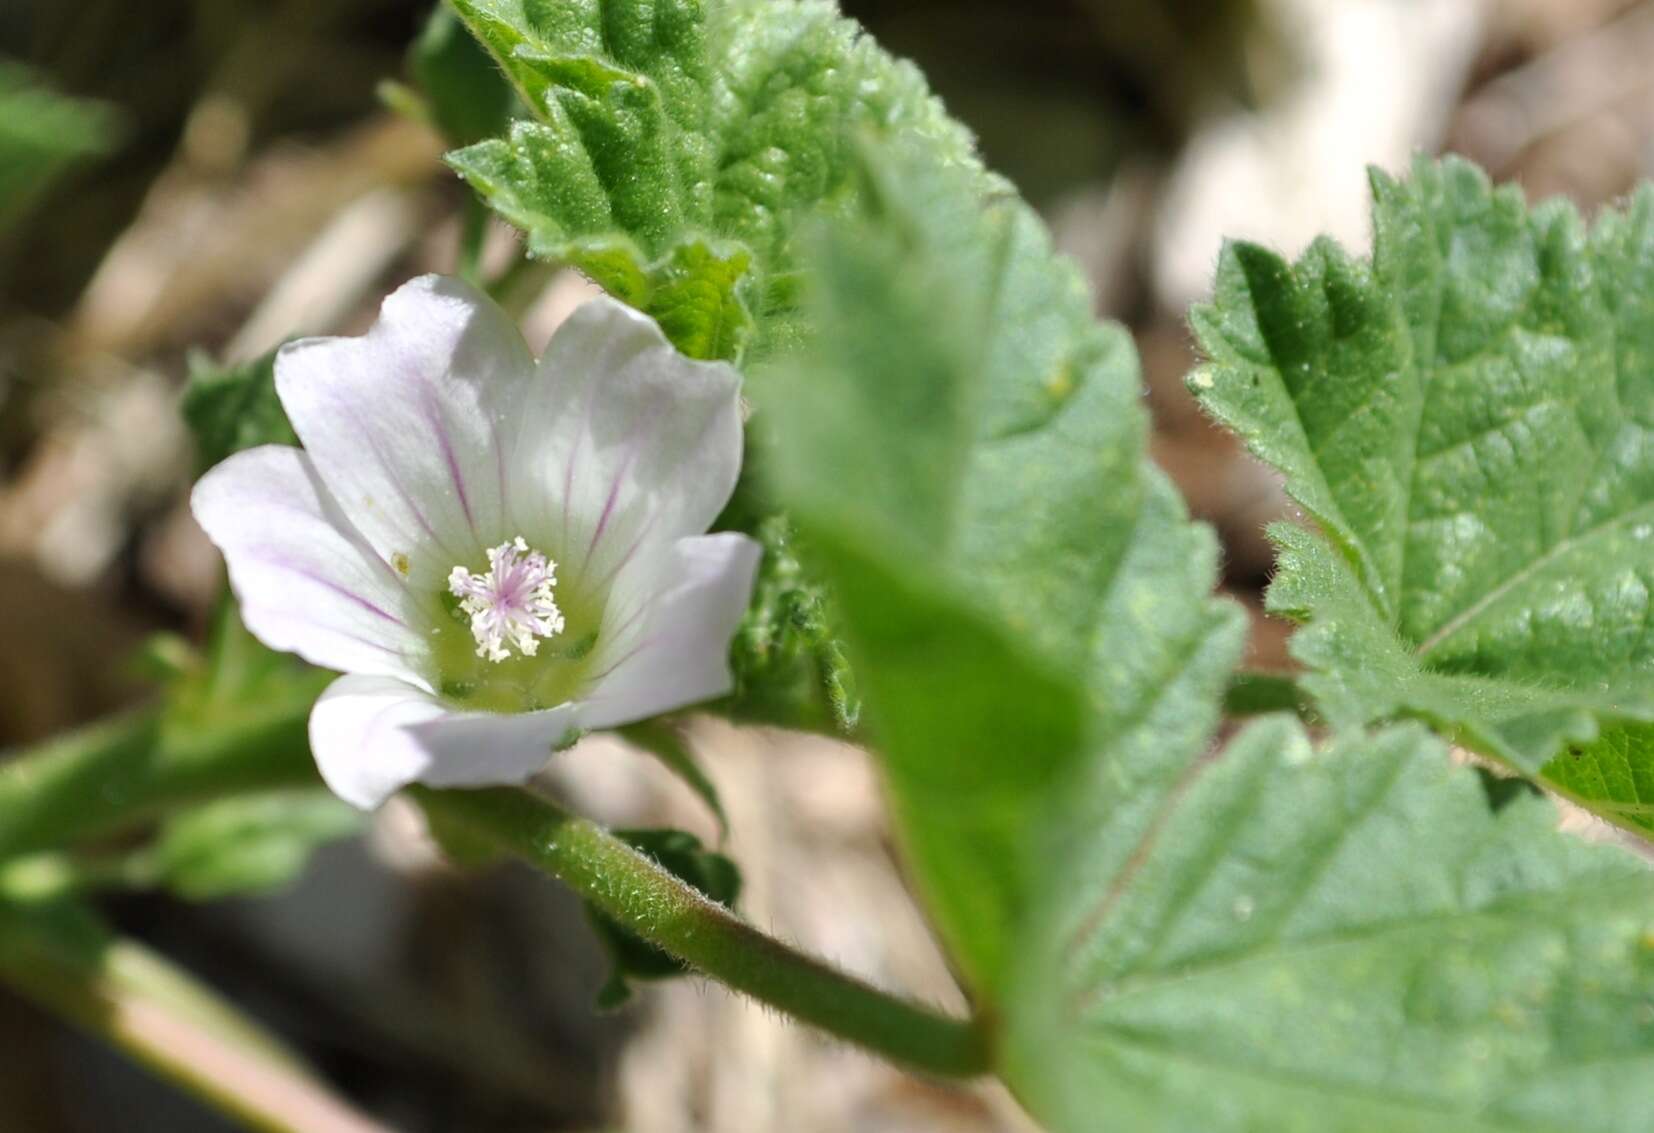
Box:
1006;719;1654;1133
446;0;975;360
1191;158;1654;836
768;141;1654;1131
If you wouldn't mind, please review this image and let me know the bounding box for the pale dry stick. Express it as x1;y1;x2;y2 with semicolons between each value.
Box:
1452;0;1654;174
0;918;389;1133
71;115;440;358
225;187;423;363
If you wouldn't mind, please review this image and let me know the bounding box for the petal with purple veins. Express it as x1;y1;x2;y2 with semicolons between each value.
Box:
506;298;745;593
274;275;535;587
192;445;430;686
577;532;762;730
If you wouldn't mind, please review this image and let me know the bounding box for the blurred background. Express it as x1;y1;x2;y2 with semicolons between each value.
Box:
2;0;1652;1129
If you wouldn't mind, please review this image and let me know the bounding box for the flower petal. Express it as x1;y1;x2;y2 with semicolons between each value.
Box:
507;298;744;591
309;675;448;809
192;445;429;684
577;533;762;730
275;275;534;587
311;674;577;809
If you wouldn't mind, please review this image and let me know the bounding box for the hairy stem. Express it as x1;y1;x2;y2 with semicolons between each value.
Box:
413;785;992;1079
1;696;989;1078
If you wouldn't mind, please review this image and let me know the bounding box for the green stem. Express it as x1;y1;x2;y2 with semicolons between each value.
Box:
0;904;388;1133
0;685;987;1077
0;683;322;861
413;785;991;1079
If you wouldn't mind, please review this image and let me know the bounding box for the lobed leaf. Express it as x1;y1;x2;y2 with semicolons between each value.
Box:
446;0;974;361
1191;157;1654;836
766;141;1654;1130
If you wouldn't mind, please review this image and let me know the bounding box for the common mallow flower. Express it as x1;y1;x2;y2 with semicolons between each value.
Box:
192;276;760;809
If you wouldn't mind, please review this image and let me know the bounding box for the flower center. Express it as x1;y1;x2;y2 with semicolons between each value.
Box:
447;536;566;663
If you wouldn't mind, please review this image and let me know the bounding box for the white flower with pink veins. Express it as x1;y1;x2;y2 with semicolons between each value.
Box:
192;276;760;809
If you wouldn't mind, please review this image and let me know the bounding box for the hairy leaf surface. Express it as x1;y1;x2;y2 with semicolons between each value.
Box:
767;144;1654;1130
1192;158;1654;834
760;139;1243;994
447;0;974;360
1008;718;1654;1133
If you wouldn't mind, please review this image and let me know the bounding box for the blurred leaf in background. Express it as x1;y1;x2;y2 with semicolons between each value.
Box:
180;344;297;475
139;791;362;901
0;61;120;239
402;3;516;146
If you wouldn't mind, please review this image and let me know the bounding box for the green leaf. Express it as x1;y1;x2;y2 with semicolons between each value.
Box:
0;890;108;970
153;597;332;811
767;140;1654;1130
1005;718;1654;1133
585;827;740;1007
141;791;361;901
1190;157;1654;835
759;137;1243;996
166;594;326;724
180;345;297;474
134;603;349;901
724;514;858;736
0;62;120;236
1543;723;1654;838
446;0;975;360
407;3;517;146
